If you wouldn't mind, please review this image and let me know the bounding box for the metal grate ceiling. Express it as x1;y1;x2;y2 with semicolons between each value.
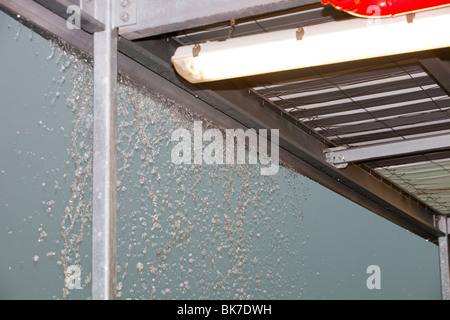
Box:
377;160;450;214
254;64;450;147
172;5;450;216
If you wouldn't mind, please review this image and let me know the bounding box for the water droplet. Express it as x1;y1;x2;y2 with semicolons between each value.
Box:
14;25;22;41
38;226;48;243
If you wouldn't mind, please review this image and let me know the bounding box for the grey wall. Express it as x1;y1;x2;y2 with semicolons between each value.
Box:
0;10;441;300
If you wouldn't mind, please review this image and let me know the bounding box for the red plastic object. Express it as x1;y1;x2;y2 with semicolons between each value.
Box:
322;0;450;18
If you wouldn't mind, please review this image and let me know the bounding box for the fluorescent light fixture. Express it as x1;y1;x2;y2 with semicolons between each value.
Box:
171;7;450;83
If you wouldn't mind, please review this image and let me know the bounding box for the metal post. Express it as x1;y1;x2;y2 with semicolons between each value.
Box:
92;0;118;300
437;215;450;300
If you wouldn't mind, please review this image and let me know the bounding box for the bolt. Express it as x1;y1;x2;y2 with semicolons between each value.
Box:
120;12;130;22
121;0;131;8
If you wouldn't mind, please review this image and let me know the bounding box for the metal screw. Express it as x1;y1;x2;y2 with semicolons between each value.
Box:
120;12;130;22
121;0;131;8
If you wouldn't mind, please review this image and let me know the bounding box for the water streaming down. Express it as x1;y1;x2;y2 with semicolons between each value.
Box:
114;76;310;300
45;38;311;299
60;49;94;299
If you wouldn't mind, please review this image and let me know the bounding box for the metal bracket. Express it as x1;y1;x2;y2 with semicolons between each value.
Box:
406;13;415;24
80;0;137;29
324;133;450;169
113;0;137;28
324;150;348;169
296;27;305;41
80;0;95;16
193;44;201;57
228;19;236;39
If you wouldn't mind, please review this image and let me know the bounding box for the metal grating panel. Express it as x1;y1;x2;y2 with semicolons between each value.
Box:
377;160;450;214
252;63;450;148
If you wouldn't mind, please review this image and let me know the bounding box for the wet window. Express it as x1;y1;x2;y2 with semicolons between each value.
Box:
0;10;441;300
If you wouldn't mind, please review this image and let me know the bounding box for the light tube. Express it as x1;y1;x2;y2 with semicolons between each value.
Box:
171;7;450;83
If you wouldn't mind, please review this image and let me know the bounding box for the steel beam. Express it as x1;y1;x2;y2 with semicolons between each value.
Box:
421;57;450;96
92;0;118;300
325;134;450;168
33;0;104;33
438;215;450;300
119;0;321;39
368;150;450;168
0;0;94;53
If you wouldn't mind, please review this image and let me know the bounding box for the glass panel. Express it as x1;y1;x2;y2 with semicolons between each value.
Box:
115;83;309;298
0;12;92;299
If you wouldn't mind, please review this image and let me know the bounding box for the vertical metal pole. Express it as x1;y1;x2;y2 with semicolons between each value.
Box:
92;0;118;300
437;215;450;300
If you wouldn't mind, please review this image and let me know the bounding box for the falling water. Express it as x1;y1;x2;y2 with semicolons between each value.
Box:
113;75;310;300
58;47;94;299
9;27;311;299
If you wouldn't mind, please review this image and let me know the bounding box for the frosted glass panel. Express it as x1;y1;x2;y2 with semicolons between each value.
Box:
0;12;92;299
